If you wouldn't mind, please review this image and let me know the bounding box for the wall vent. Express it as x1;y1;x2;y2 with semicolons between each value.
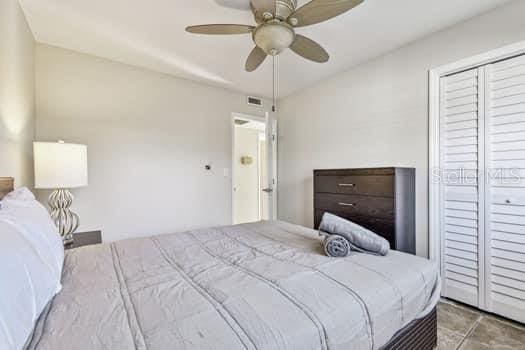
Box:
247;96;263;108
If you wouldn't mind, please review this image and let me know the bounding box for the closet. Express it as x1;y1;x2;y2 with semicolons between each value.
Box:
439;53;525;323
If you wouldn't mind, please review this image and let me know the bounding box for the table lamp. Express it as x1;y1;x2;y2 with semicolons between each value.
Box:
33;141;88;245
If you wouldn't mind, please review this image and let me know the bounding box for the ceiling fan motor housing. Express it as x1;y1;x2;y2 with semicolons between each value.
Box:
253;0;297;23
253;21;295;56
275;0;297;20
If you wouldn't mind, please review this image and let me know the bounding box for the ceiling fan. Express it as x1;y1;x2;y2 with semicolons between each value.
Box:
186;0;364;72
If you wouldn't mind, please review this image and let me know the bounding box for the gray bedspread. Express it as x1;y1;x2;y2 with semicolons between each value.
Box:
28;221;440;350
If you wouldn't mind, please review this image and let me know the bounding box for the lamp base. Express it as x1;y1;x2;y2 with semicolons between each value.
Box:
49;189;79;245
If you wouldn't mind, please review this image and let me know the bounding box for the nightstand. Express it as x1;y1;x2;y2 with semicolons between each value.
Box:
64;231;102;250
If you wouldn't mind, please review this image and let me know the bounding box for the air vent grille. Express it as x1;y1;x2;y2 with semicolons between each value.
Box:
247;96;263;107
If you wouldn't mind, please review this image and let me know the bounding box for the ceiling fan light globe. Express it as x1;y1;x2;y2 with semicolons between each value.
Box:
253;22;295;56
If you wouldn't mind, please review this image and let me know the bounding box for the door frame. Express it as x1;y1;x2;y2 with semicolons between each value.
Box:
428;40;525;274
231;112;276;224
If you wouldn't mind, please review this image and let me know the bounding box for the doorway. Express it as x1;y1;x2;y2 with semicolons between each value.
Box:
232;113;277;224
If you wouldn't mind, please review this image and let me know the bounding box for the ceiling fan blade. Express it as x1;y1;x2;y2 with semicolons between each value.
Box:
290;34;329;63
215;0;252;11
250;0;276;14
245;46;267;72
185;24;254;35
290;0;364;28
250;0;276;22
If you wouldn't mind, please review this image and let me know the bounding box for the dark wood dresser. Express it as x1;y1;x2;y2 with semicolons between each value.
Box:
314;168;415;254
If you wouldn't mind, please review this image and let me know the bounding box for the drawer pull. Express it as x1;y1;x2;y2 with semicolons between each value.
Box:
338;183;355;187
338;202;356;207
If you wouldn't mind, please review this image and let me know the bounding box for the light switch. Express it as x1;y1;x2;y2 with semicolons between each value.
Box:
223;168;230;177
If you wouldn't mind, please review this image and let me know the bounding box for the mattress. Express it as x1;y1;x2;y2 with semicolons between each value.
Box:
28;221;440;350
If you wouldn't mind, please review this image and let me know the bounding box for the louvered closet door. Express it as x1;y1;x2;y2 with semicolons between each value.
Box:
440;68;484;307
485;54;525;323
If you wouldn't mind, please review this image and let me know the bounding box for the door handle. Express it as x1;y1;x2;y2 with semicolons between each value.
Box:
262;188;273;193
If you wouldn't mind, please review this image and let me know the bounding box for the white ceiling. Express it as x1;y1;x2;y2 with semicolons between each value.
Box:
20;0;511;98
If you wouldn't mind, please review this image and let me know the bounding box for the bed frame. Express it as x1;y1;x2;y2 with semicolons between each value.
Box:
0;177;14;200
381;307;437;350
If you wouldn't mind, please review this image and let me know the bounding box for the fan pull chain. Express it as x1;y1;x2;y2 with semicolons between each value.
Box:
272;55;279;113
276;55;279;112
272;56;276;112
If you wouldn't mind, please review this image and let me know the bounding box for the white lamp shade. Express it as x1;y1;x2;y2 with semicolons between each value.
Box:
33;142;88;189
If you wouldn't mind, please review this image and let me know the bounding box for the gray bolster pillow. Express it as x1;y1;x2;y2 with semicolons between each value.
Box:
319;213;390;256
323;234;351;257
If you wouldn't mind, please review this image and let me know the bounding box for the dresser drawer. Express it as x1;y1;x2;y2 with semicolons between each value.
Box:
315;193;394;220
314;210;395;249
314;175;394;197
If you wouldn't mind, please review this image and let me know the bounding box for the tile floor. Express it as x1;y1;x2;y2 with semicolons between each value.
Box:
437;299;525;349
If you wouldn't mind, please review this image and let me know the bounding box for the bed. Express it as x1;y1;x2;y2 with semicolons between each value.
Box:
0;179;439;350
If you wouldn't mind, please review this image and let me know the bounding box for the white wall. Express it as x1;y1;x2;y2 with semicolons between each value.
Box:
0;0;35;188
35;44;270;242
277;0;525;257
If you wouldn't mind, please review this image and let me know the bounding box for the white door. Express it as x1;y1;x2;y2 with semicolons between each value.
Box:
440;67;484;308
484;55;525;323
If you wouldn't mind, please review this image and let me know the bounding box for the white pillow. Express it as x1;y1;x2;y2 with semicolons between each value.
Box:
2;187;37;202
0;188;64;349
0;188;64;285
0;222;60;350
